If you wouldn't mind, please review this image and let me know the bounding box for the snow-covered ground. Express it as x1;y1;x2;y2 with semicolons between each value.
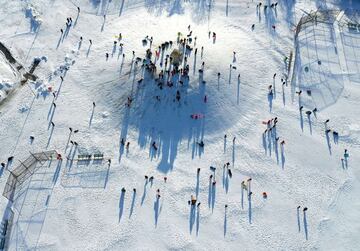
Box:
0;51;18;103
0;0;360;250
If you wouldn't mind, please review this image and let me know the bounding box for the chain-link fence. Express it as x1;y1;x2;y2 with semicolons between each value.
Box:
2;150;58;202
291;10;344;110
291;9;360;110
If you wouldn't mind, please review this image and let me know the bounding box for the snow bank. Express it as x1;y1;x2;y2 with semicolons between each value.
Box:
0;53;17;103
0;80;15;103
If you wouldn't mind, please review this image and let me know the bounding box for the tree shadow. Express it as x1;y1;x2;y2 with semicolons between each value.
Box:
144;0;211;24
120;65;207;173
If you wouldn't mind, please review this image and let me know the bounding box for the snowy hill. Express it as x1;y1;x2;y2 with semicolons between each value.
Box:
0;0;360;250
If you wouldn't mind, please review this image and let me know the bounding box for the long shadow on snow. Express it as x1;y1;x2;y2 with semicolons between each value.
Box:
120;67;207;173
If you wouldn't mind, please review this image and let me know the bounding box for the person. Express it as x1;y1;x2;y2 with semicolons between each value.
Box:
204;95;207;103
106;53;109;59
251;24;255;30
152;141;158;150
197;141;204;148
197;168;200;174
77;6;80;12
228;169;232;178
191;195;196;205
241;181;247;190
89;39;92;45
121;187;126;193
93;101;96;107
157;189;161;198
126;142;130;150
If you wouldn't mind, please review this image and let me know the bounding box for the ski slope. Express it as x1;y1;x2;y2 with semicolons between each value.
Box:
0;0;360;250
